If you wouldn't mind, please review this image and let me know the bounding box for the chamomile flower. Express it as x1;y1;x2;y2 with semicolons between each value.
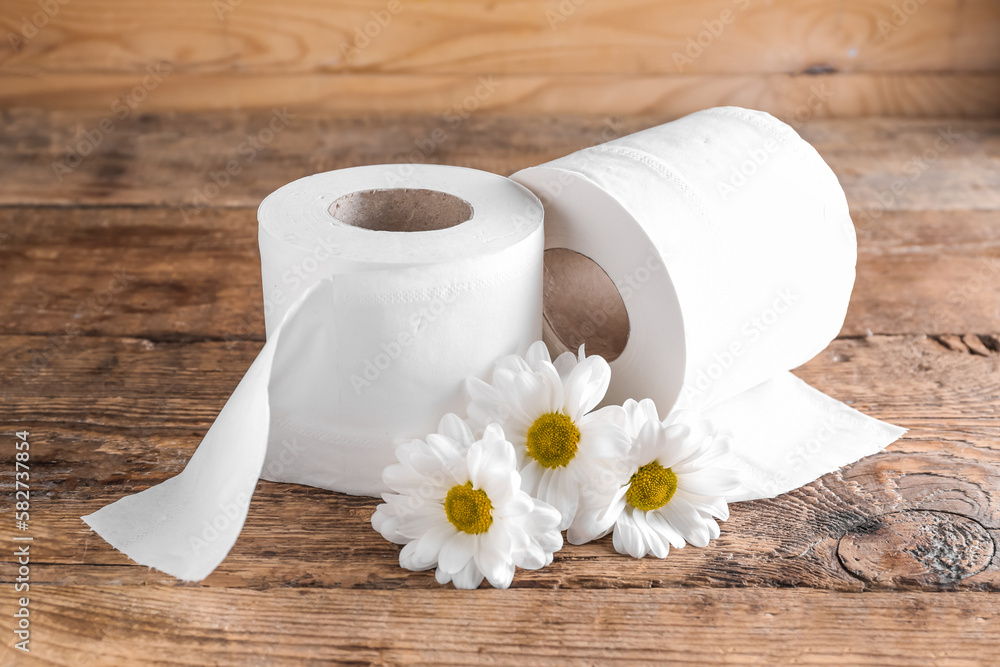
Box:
465;340;631;530
371;414;563;589
569;398;740;558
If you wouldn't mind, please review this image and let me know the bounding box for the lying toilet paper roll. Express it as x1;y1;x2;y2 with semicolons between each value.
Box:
511;107;904;501
83;165;545;580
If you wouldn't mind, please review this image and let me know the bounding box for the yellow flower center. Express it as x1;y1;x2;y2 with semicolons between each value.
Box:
626;461;678;511
444;482;493;534
526;412;581;468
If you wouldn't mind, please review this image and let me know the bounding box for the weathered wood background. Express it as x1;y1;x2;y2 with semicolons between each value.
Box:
0;109;998;664
1;0;1000;116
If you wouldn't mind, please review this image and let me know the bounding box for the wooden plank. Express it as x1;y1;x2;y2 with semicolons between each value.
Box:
799;119;1000;211
2;587;999;665
2;333;996;438
3;71;1000;117
1;205;997;340
1;113;996;209
2;333;998;590
0;112;996;662
1;0;998;76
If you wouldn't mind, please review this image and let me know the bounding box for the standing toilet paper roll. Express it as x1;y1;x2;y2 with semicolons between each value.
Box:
511;107;904;500
84;164;545;581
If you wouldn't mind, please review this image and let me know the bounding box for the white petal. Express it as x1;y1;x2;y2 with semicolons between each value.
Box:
467;376;503;403
495;488;533;518
524;340;552;368
645;509;686;548
382;463;436;496
612;510;646;558
567;506;613;545
536;361;565;413
437;413;475;448
677;469;741;497
572;460;621;513
542;468;578;530
670;422;718;467
399;523;448;572
512;538;547;570
371;505;407;545
510;500;563;559
661;497;712;547
596;482;631;533
394;504;450;540
632;509;669;558
621;398;650;438
706;514;721;540
676;490;730;521
495;352;532;375
492;368;528;407
518;459;544;497
450;560;486;589
552;349;579;381
513;371;552;419
392;440;434;472
577;413;631;460
467;399;509;432
476;526;514;588
437;531;476;574
562;355;612;420
535;466;556;508
465;441;488;487
635;420;663;465
406;523;457;569
435;567;453;586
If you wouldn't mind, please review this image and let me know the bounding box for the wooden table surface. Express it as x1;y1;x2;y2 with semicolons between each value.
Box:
1;110;999;665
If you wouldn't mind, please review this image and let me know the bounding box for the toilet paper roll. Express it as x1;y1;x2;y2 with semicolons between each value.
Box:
511;107;904;501
84;164;545;581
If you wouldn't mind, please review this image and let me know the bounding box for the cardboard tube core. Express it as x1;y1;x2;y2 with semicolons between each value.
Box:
330;188;473;232
543;247;630;362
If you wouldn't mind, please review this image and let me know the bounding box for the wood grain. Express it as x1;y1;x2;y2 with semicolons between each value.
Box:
3;587;1000;666
2;0;998;75
2;71;1000;117
1;0;998;115
1;332;998;590
1;112;999;664
2;112;997;209
1;116;997;340
0;206;998;341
